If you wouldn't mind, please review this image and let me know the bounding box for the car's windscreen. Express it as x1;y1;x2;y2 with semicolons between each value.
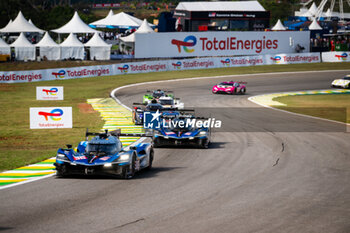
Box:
343;77;350;80
153;92;164;98
147;104;163;111
219;83;233;86
160;99;173;105
86;143;119;155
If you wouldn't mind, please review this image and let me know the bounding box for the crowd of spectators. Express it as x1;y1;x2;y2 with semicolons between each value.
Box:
310;36;350;51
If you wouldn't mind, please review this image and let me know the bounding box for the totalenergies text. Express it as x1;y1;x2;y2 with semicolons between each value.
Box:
199;36;278;54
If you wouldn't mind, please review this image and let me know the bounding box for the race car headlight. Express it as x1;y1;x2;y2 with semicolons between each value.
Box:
57;153;66;159
119;154;130;161
199;131;207;135
104;163;112;167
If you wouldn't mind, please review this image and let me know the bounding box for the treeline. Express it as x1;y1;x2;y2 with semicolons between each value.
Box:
2;0;345;31
0;0;98;30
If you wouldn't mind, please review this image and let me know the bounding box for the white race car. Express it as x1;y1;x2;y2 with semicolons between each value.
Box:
158;96;184;109
331;75;350;89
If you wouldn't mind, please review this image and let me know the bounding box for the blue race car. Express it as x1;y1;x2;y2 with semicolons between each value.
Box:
132;100;164;125
54;129;153;179
153;113;211;149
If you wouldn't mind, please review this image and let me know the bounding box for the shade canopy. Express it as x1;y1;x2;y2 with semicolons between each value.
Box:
89;9;114;28
309;19;322;30
272;19;287;31
60;33;84;47
84;32;111;47
60;33;84;60
0;11;44;33
11;32;35;61
0;38;10;55
308;2;318;16
36;32;59;47
85;33;111;60
120;19;155;43
11;32;34;47
52;11;98;34
90;12;154;29
36;32;60;60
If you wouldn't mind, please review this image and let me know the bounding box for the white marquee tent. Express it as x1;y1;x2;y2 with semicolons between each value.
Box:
0;20;13;32
84;33;111;60
35;32;60;61
119;19;155;54
0;38;10;55
0;11;44;33
271;19;287;31
11;32;35;61
52;11;98;34
90;12;154;29
60;33;84;60
120;19;155;43
309;18;322;30
89;9;114;28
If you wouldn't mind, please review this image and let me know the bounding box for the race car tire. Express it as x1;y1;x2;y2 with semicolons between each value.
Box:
240;88;246;95
56;166;68;178
199;139;210;149
145;149;154;170
231;88;237;95
122;153;136;179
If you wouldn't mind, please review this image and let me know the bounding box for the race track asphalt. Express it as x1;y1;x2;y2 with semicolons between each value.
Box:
0;70;349;233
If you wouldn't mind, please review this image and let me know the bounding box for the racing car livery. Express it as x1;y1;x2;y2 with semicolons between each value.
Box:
331;75;350;89
54;129;153;179
212;81;247;94
153;113;211;149
158;96;184;109
143;89;174;104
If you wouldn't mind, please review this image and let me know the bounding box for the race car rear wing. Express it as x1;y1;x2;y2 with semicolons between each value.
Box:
133;102;147;105
146;90;173;93
85;129;152;140
110;129;152;138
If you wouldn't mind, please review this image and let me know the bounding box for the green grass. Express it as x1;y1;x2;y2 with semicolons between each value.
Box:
1;62;350;171
274;94;350;123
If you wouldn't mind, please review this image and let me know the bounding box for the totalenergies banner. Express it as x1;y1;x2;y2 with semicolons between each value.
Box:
30;107;72;129
49;65;112;80
168;58;217;71
114;60;168;74
0;52;321;83
134;31;310;58
322;51;350;62
265;53;320;65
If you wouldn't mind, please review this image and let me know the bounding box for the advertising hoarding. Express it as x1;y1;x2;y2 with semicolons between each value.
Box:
36;86;64;100
322;51;350;62
135;31;310;58
30;107;72;129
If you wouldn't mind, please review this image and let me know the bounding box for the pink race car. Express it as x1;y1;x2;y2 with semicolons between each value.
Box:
212;81;247;95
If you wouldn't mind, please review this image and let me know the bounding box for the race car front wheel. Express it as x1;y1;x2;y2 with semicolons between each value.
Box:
122;154;136;179
56;165;68;178
146;149;154;170
240;88;246;95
